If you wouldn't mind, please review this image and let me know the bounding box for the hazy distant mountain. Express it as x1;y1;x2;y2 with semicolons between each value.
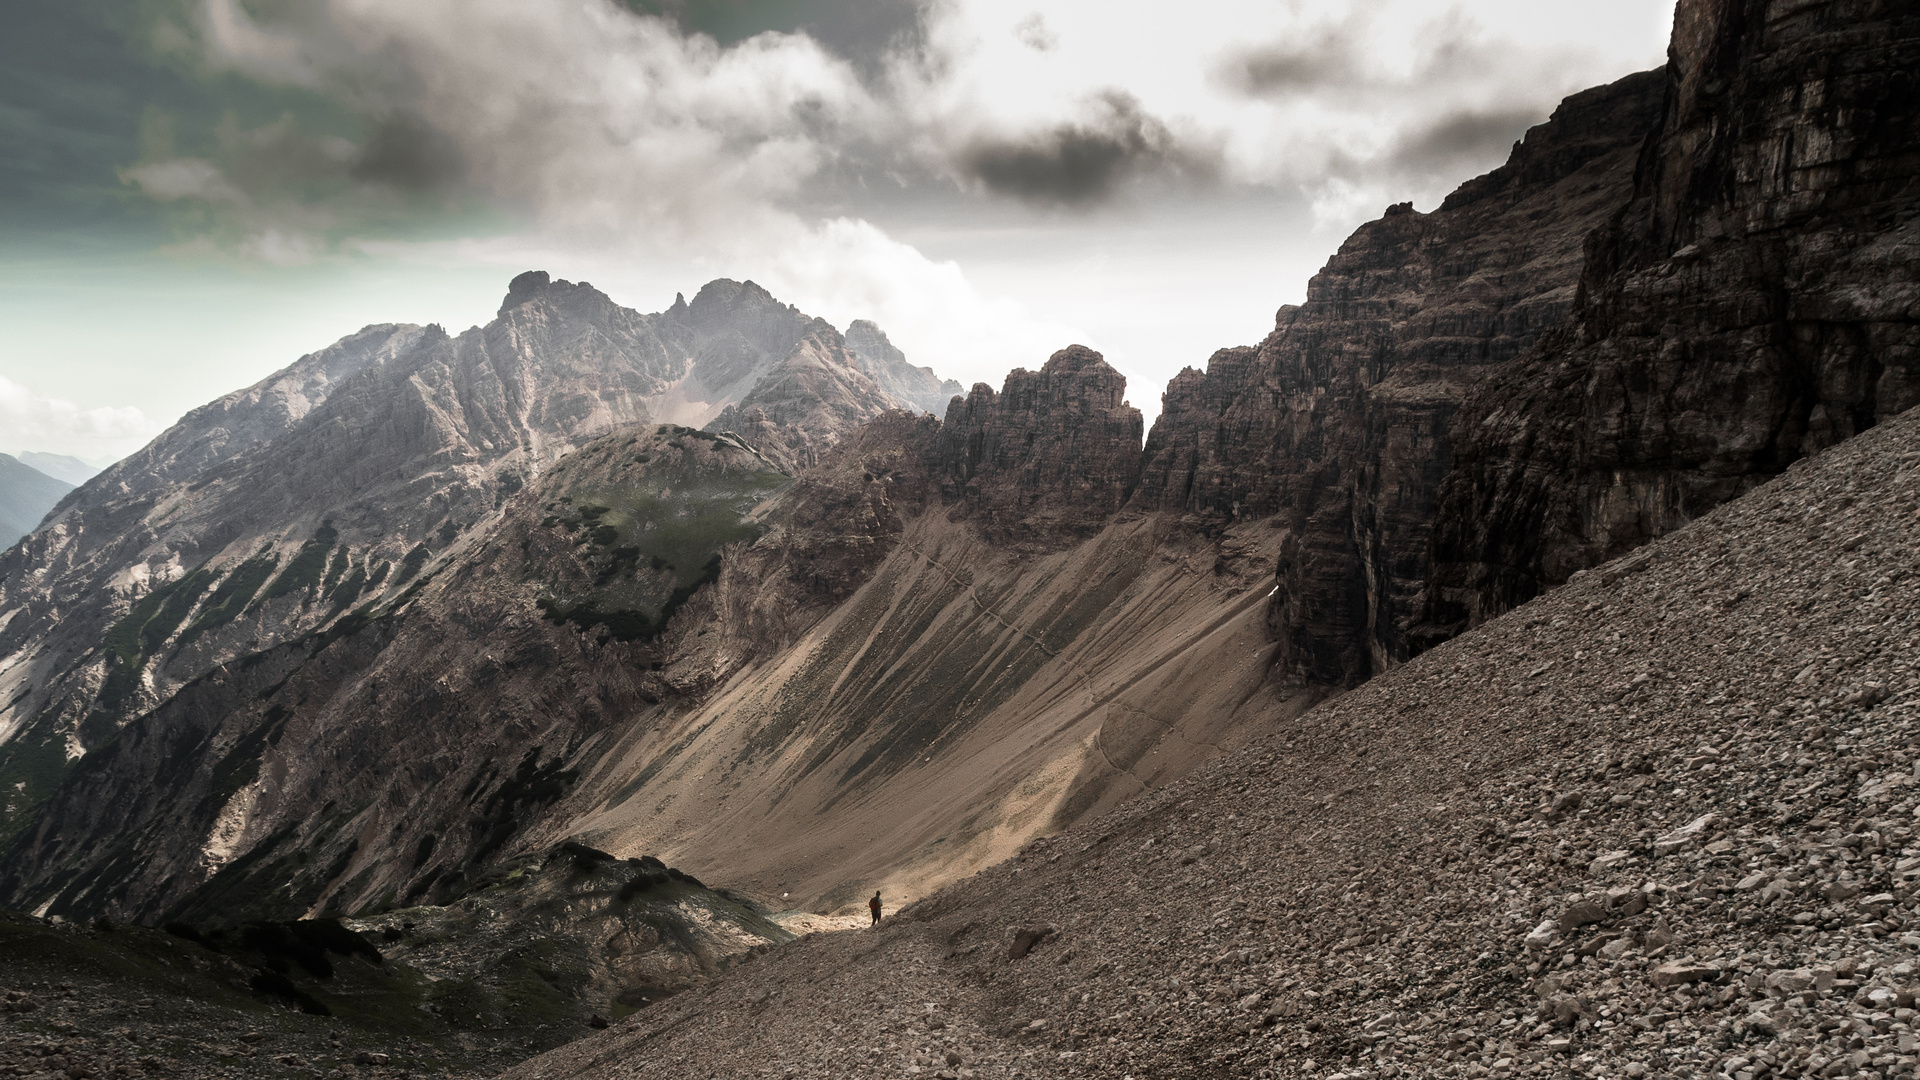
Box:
844;319;963;416
0;454;72;550
14;452;102;486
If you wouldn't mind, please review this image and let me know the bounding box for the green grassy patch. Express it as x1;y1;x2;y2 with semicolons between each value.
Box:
0;728;70;848
532;435;789;641
180;549;281;645
258;525;339;606
103;564;222;664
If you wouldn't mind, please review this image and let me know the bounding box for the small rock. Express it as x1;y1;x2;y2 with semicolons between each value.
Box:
1653;813;1717;855
1008;925;1054;960
1650;960;1721;988
1523;919;1557;950
1558;900;1607;933
1589;850;1632;875
353;1053;389;1067
1765;969;1814;992
587;1015;609;1029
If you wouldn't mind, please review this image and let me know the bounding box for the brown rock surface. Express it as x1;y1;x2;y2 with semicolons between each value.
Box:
1423;0;1920;636
937;345;1145;545
1132;68;1666;687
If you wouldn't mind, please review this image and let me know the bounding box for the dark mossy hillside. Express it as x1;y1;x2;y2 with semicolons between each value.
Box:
0;908;609;1076
343;841;793;1026
528;425;789;642
259;525;340;605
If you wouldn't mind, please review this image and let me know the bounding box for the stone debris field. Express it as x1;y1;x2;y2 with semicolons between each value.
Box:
503;407;1920;1080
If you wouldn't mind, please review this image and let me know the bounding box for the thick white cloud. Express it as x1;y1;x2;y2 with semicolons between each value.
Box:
0;376;161;461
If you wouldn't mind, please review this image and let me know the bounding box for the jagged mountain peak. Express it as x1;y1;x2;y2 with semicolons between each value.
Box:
495;269;626;322
684;278;790;323
1036;343;1115;380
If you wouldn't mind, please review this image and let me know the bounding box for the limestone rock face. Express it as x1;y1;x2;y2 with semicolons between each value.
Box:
89;323;429;503
1423;0;1920;635
1132;68;1666;685
843;320;963;417
936;346;1144;544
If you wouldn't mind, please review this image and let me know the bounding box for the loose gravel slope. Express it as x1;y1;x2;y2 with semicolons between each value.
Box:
508;406;1920;1080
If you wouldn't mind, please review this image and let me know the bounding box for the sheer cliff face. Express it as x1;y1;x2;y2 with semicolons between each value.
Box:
936;346;1145;545
0;274;931;842
1132;69;1667;686
1424;0;1920;634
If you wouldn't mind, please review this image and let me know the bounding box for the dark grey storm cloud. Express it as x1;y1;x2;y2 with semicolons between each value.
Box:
1390;106;1541;171
349;113;467;193
1217;26;1360;96
958;92;1219;207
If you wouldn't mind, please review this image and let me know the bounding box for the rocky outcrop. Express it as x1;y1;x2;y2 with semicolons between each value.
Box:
1132;68;1667;686
844;320;963;417
1423;0;1920;634
936;346;1144;544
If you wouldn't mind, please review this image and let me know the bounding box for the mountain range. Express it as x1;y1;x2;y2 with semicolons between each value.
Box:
0;0;1915;1075
0;454;73;550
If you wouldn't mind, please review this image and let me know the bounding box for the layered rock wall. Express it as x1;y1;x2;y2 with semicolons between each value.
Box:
1133;69;1667;685
1423;0;1920;634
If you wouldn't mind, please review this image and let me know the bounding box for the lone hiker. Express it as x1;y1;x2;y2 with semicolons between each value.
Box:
869;891;883;925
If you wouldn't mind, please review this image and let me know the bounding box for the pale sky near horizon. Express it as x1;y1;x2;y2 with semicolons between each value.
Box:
1;0;1674;461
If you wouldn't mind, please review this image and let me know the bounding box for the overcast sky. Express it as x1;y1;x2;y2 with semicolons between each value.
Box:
1;0;1673;460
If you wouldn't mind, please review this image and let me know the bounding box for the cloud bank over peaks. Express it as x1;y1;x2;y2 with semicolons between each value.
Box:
0;376;162;461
